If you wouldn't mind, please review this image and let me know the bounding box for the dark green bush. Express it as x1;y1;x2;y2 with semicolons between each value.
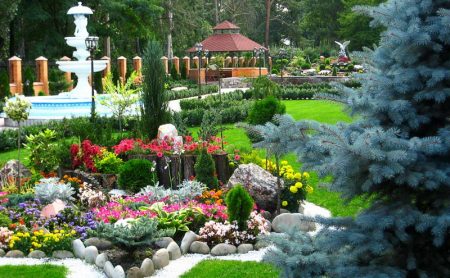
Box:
301;63;311;70
180;62;187;80
118;159;155;192
23;67;35;96
5;193;35;207
247;96;286;125
170;63;179;80
319;64;326;71
194;148;218;189
251;76;280;99
0;69;10;99
225;184;254;230
332;66;338;76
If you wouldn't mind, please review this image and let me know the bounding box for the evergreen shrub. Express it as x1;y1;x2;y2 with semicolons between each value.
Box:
225;184;254;230
118;159;154;192
194;148;218;189
247;96;286;125
0;69;10;99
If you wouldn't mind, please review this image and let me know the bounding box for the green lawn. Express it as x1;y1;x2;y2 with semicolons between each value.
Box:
0;148;30;168
0;265;68;278
181;260;279;278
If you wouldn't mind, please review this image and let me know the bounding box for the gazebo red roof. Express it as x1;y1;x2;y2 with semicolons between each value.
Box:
212;20;240;30
187;21;266;53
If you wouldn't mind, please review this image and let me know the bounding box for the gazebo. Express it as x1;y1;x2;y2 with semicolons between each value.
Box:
186;21;269;83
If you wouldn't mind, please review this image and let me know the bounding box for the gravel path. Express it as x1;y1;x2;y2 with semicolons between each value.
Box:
0;258;106;278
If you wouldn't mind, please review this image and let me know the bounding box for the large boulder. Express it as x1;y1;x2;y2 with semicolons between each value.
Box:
271;213;316;233
189;241;210;254
226;163;279;211
180;231;199;254
152;249;169;269
84;237;113;250
0;160;31;187
210;243;237;256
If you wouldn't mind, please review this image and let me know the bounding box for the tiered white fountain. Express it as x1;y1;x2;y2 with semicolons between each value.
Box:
1;2;111;121
57;2;107;99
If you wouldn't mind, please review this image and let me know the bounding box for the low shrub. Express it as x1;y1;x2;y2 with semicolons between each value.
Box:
225;185;254;230
247;96;286;125
34;178;75;204
118;159;155;192
24;129;60;173
94;150;123;174
194;149;218;189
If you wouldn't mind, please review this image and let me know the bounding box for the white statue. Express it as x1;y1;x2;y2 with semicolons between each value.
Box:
335;41;350;58
74;15;89;37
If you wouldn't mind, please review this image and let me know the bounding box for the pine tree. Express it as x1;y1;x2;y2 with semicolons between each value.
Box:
141;40;169;139
194;148;218;189
263;1;450;277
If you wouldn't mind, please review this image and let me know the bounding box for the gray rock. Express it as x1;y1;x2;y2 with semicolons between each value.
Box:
298;203;305;214
152;248;169;269
261;211;272;221
104;261;115;278
237;244;254;254
154;237;174;249
271;213;316;233
254;240;270;250
72;239;85;259
280;208;290;214
5;250;25;258
28;250;46;259
210;243;237;256
0;160;31;187
126;267;144;278
114;265;125;278
84;237;113;250
180;231;199;254
0;249;5;257
166;242;181;260
52;250;74;259
140;258;154;277
226;163;280;211
189;241;210;254
95;253;109;268
84;245;99;264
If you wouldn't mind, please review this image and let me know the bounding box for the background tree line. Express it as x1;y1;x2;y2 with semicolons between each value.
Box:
0;0;385;62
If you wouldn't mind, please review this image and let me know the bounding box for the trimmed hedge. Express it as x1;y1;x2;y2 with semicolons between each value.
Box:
166;85;219;101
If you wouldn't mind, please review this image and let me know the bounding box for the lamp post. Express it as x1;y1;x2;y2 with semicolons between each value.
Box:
85;36;99;121
254;46;265;77
204;49;209;85
195;43;203;99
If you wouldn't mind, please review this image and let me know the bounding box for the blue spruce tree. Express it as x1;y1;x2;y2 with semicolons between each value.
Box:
262;0;450;277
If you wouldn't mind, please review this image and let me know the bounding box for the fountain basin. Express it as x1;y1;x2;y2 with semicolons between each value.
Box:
57;60;107;73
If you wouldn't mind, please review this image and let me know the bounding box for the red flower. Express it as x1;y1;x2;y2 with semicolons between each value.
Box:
157;152;163;158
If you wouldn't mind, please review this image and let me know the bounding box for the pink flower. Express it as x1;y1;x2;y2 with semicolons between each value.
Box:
157;152;163;158
234;155;240;161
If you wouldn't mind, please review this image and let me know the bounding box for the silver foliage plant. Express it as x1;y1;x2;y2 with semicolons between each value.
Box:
34;178;75;204
138;180;207;203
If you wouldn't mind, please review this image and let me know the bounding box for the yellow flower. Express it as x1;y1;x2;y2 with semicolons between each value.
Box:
282;201;288;207
295;182;303;188
289;186;298;193
29;248;34;252
16;232;23;237
306;185;314;194
294;173;302;180
303;172;310;179
55;238;60;242
71;230;76;235
281;160;288;166
286;173;294;180
24;232;30;237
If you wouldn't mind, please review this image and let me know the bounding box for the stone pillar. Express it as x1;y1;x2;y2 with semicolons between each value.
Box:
183;56;190;77
172;56;180;74
8;56;22;95
35;56;49;95
232;56;238;68
192;56;199;68
161;56;169;74
238;57;245;67
133;56;143;83
225;56;232;68
101;56;111;77
117;56;127;84
60;56;73;91
250;57;256;67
